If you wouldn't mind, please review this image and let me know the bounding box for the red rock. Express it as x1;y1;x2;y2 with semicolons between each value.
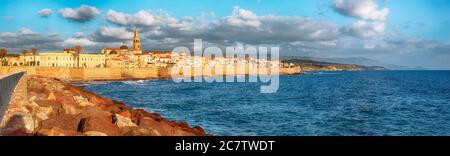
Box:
118;110;132;118
78;117;122;136
134;109;164;122
138;117;181;136
122;127;159;136
34;99;61;107
59;96;77;106
104;103;130;114
2;129;34;136
8;76;210;136
37;127;84;136
192;126;207;135
79;107;112;119
83;131;108;136
40;114;82;132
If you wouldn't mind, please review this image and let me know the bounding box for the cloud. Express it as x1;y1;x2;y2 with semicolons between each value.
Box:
105;10;133;26
91;27;134;42
73;32;85;38
333;0;389;21
342;21;386;38
37;8;52;17
104;7;340;47
106;10;161;27
224;6;261;28
59;5;99;22
1;6;449;69
62;38;97;47
0;28;62;51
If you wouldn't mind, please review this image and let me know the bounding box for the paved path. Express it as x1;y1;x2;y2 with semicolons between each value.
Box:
0;72;25;122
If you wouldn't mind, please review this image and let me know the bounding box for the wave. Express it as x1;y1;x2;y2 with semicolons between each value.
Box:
121;80;150;85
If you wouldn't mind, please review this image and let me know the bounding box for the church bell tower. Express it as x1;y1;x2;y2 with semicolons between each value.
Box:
132;28;142;54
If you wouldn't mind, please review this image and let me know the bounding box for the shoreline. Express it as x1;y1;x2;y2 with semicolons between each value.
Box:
0;66;301;81
0;75;210;136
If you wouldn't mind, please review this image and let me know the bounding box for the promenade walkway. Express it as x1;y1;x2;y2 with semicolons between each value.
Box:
0;72;25;122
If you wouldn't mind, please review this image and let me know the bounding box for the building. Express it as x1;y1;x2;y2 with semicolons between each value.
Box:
132;29;142;54
100;43;129;55
39;52;105;68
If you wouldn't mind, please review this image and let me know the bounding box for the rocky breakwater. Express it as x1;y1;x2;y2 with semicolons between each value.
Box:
0;76;208;136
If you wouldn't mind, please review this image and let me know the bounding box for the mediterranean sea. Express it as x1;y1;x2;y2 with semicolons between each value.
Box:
83;71;450;136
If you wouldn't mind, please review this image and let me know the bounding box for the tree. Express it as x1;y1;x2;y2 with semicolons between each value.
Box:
21;50;28;56
74;45;84;54
31;47;37;55
0;48;6;58
72;45;83;67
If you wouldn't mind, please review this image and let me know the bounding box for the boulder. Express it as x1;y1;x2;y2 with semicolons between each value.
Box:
74;96;95;107
60;96;77;106
138;117;175;136
83;131;108;136
78;116;122;136
37;127;84;136
35;112;49;120
62;103;82;115
1;112;35;133
118;110;132;118
122;127;160;136
79;107;112;119
134;109;164;122
33;104;53;116
40;114;81;132
0;128;34;136
114;114;137;128
47;92;56;100
34;99;61;107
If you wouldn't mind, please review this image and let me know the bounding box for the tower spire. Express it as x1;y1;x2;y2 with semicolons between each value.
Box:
132;28;141;54
134;28;139;38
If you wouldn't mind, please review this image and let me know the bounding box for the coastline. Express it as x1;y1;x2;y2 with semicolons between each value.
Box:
0;66;301;81
0;75;210;136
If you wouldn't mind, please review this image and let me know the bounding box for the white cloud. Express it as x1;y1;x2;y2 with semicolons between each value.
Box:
63;38;96;47
105;10;133;26
333;0;389;21
342;21;386;38
17;28;37;35
92;27;134;42
106;10;160;27
59;5;99;22
0;28;61;51
73;32;84;38
37;8;52;17
224;7;261;28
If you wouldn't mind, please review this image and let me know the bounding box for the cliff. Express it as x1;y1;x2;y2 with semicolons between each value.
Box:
0;76;209;136
282;59;386;72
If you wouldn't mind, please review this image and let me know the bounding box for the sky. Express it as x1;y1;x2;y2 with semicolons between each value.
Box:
0;0;449;69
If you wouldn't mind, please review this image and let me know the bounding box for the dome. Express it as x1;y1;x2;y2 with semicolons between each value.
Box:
109;50;118;54
120;45;129;49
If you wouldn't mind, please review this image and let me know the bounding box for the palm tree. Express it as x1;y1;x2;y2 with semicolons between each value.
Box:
31;48;37;66
72;45;83;67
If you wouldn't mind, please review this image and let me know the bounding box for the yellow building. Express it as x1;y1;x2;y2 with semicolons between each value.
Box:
132;29;142;54
100;43;129;55
39;52;105;68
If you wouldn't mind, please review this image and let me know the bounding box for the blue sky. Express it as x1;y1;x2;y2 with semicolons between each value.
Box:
1;0;450;69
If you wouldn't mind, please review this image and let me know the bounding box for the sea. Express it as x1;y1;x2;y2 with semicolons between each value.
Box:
82;71;450;136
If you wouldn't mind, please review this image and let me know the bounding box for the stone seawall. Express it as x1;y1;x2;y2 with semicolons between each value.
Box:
0;66;301;81
0;67;161;81
0;76;209;136
0;72;25;123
